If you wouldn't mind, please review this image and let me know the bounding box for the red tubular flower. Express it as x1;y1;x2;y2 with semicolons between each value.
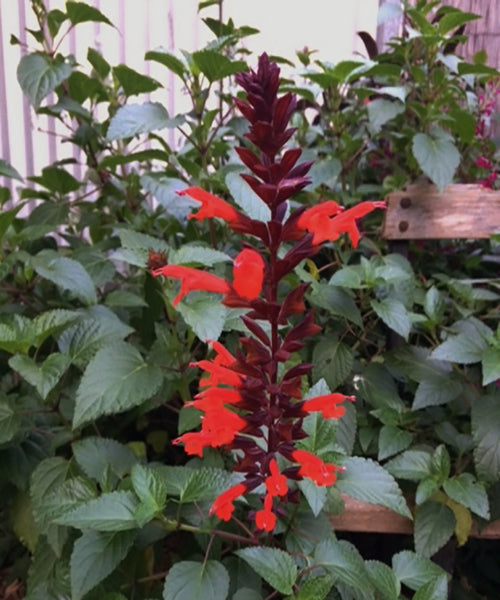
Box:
208;340;237;366
326;201;387;247
192;360;243;388
186;387;243;411
179;187;241;223
291;449;344;486
255;493;276;531
152;265;230;307
172;431;212;457
232;248;265;299
210;482;247;521
302;392;356;419
265;459;288;497
202;408;246;441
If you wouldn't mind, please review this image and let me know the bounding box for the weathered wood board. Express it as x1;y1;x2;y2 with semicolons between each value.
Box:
382;183;500;240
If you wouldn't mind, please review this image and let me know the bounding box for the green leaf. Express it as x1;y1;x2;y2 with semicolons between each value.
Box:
378;425;413;460
179;468;235;504
0;397;21;443
131;464;167;525
443;474;490;520
30;457;72;529
29;165;81;194
163;560;230;600
55;491;138;531
482;347;500;385
366;560;400;600
308;158;342;189
337;456;412;518
437;10;480;34
70;530;135;600
412;131;460;192
99;149;169;169
9;353;69;399
113;65;162;96
33;309;81;347
290;576;334;600
17;53;73;108
66;1;113;26
413;374;462;410
414;501;455;558
72;437;137;484
145;50;187;79
36;476;97;530
87;47;110;78
392;550;448;592
176;291;228;341
457;62;499;76
170;245;232;267
107;102;175;140
308;283;362;326
471;394;500;484
314;538;374;598
140;174;195;221
0;314;36;353
298;479;327;517
105;290;148;308
335;400;357;455
312;337;353;391
236;547;296;595
367;98;405;132
371;298;412;340
73;341;163;428
192;50;247;82
413;574;448;600
9;491;39;552
226;171;270;221
384;450;433;482
32;250;97;305
431;332;488;364
0;158;23;181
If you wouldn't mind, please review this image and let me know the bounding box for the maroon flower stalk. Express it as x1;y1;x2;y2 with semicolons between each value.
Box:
153;53;385;532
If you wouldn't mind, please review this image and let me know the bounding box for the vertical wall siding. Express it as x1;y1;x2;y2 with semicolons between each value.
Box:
1;0;379;189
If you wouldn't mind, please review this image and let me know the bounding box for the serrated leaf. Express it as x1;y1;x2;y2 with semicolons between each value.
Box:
170;245;231;267
72;437;137;484
471;395;500;484
431;332;488;364
384;450;433;481
298;479;327;517
73;341;163;428
145;50;187;79
413;374;462;410
312;337;353;391
378;425;413;460
412;132;460;191
9;353;69;399
291;575;334;600
33;309;81;346
414;501;455;558
176;291;228;341
314;538;373;598
192;50;247;82
30;457;72;529
367;98;405;132
308;283;362;326
482;347;500;385
113;65;162;96
335;400;357;455
371;298;411;340
392;550;448;591
66;1;112;26
236;547;296;595
337;456;411;518
366;560;400;600
0;314;36;353
107;102;175;140
71;530;135;600
130;464;167;526
30;165;81;194
180;468;235;503
105;290;148;308
140;173;195;220
413;574;448;600
225;171;271;221
163;560;230;600
55;491;138;531
443;473;489;520
0;397;21;443
32;250;97;305
17;53;73;108
9;490;39;552
0;158;23;181
301;411;338;455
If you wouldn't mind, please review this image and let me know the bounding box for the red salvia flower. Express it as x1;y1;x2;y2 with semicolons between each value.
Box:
152;264;230;307
291;449;344;486
302;392;356;419
265;459;288;497
232;248;265;300
179;187;241;223
209;483;247;521
255;493;276;531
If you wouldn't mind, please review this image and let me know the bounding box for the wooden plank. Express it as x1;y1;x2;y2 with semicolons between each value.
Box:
382;183;500;240
330;494;500;539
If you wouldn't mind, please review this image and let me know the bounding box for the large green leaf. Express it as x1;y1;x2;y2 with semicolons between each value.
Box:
9;353;69;399
298;479;327;517
17;53;73;108
288;576;334;600
107;102;175;140
384;449;433;482
170;245;232;267
482;346;500;385
337;456;411;518
371;298;412;340
0;314;36;354
308;283;362;326
72;437;138;484
33;309;81;347
66;1;113;25
443;474;489;520
378;425;413;460
55;491;138;531
30;457;73;530
70;530;135;600
131;464;168;526
367;98;405;132
113;65;162;96
140;174;195;220
314;538;374;598
73;341;163;428
0;158;23;181
236;547;297;595
366;560;400;600
178;468;235;504
32;250;97;305
226;171;271;221
437;10;480;34
413;575;448;600
145;50;187;79
414;501;455;558
392;551;448;592
412;131;460;192
176;291;229;341
413;374;462;410
192;50;247;82
0;397;21;443
471;394;500;484
163;560;230;600
312;337;353;391
431;332;488;364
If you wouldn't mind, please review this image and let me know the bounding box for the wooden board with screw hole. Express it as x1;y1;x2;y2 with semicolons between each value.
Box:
382;183;500;240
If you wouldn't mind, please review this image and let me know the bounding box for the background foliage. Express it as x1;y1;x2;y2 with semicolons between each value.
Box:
1;0;499;598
